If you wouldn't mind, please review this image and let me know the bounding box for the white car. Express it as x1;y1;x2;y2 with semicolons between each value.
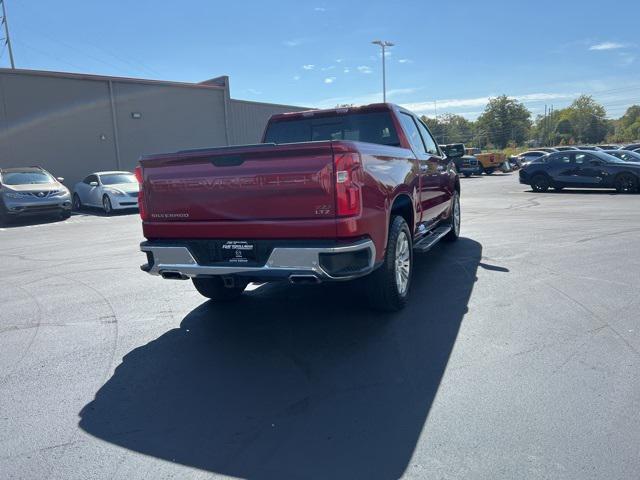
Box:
73;171;139;214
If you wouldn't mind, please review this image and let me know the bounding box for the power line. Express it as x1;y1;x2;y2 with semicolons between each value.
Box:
8;0;162;78
1;0;15;68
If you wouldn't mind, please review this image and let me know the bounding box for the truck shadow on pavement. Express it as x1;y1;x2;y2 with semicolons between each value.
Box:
79;238;483;480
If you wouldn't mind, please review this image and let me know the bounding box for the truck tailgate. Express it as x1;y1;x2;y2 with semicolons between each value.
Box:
141;143;336;224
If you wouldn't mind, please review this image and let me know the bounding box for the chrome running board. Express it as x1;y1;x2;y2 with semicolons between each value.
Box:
413;226;451;253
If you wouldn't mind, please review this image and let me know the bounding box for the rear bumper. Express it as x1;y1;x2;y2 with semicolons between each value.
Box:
140;238;377;282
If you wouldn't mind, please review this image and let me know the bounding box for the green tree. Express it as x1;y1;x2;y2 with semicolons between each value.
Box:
565;95;607;143
421;113;474;144
475;95;532;149
618;105;640;141
421;116;446;143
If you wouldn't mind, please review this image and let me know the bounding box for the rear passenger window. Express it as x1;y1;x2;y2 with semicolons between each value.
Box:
398;113;426;154
575;153;589;164
551;154;571;165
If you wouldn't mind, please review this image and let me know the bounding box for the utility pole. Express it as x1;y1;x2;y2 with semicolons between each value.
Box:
543;104;548;147
1;0;15;69
371;40;394;102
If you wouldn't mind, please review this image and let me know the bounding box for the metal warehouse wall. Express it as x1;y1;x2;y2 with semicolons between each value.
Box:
228;99;306;145
112;82;227;169
0;69;306;187
0;72;119;186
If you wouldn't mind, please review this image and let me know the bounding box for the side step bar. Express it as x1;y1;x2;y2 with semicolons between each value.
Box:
413;226;451;253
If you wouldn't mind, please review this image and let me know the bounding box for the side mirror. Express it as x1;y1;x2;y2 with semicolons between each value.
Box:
89;181;99;187
590;160;602;166
56;177;65;182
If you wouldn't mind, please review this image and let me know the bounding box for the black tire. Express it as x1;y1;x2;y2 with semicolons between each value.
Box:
192;277;247;301
531;174;550;192
484;167;495;175
444;191;461;242
463;172;472;178
0;202;9;226
614;173;638;193
102;195;113;215
60;210;71;220
364;215;412;312
72;193;82;211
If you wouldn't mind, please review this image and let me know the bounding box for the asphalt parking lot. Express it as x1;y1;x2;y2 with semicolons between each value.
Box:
1;173;639;480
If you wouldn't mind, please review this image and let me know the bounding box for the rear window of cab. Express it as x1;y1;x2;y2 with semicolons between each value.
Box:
264;111;400;147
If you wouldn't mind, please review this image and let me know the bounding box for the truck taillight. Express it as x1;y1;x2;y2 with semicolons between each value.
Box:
134;166;148;221
334;153;362;217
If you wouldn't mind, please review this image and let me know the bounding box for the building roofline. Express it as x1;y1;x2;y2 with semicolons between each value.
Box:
229;98;312;110
0;68;226;91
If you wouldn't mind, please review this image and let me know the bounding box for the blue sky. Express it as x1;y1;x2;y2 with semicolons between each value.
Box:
3;0;639;119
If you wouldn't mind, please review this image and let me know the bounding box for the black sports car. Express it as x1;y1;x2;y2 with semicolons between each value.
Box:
519;150;640;193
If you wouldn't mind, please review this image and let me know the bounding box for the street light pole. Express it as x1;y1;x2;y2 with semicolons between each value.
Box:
372;40;394;102
1;0;15;69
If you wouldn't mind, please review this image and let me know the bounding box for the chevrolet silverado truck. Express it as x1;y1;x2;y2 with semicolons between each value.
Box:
138;103;460;311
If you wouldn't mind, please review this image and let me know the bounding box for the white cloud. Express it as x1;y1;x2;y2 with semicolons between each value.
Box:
589;42;626;51
314;7;326;12
283;39;302;47
335;59;344;63
343;67;350;74
321;65;336;71
293;75;301;81
302;64;315;70
398;58;413;64
357;65;372;74
324;77;336;84
247;88;262;95
402;92;579;115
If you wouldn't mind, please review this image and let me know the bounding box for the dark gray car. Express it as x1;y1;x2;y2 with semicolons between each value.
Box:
0;167;72;224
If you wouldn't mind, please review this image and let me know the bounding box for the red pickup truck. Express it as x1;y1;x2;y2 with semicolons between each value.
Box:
138;103;460;311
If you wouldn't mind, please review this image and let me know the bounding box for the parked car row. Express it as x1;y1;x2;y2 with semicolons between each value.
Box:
440;143;510;176
519;149;640;193
0;167;139;225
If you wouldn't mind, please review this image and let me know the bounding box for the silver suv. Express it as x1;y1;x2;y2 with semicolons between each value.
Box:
0;167;72;224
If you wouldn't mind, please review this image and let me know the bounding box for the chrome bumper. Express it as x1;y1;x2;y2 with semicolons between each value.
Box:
140;239;376;282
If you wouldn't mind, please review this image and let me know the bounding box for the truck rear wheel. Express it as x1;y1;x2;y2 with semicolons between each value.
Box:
192;277;247;301
484;167;495;175
365;215;412;312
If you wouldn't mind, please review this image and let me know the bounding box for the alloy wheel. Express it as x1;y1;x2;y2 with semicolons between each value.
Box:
453;193;461;235
103;196;112;214
395;231;411;296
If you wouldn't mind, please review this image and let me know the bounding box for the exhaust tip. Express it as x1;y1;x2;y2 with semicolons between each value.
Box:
160;271;189;280
289;274;321;285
